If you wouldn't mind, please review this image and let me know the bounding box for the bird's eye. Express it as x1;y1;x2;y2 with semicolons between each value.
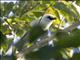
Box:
47;16;56;20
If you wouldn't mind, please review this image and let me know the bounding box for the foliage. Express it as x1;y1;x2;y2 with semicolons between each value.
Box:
0;0;80;60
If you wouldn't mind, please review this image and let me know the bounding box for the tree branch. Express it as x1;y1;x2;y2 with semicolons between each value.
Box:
63;21;80;32
16;21;80;57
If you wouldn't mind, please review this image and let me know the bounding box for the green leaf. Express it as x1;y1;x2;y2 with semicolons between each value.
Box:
55;29;80;48
33;12;43;17
54;2;79;23
0;31;6;45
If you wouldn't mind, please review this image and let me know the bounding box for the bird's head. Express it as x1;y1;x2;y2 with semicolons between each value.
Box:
42;14;56;21
40;14;56;30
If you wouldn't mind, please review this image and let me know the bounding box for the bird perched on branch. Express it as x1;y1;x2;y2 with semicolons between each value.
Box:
15;14;56;51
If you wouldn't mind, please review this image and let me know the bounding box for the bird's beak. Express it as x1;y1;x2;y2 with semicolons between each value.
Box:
52;17;56;20
50;17;56;21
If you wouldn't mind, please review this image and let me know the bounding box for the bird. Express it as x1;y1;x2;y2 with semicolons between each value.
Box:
15;14;56;51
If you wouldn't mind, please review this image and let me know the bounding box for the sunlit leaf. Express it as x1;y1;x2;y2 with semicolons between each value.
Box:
54;2;79;23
